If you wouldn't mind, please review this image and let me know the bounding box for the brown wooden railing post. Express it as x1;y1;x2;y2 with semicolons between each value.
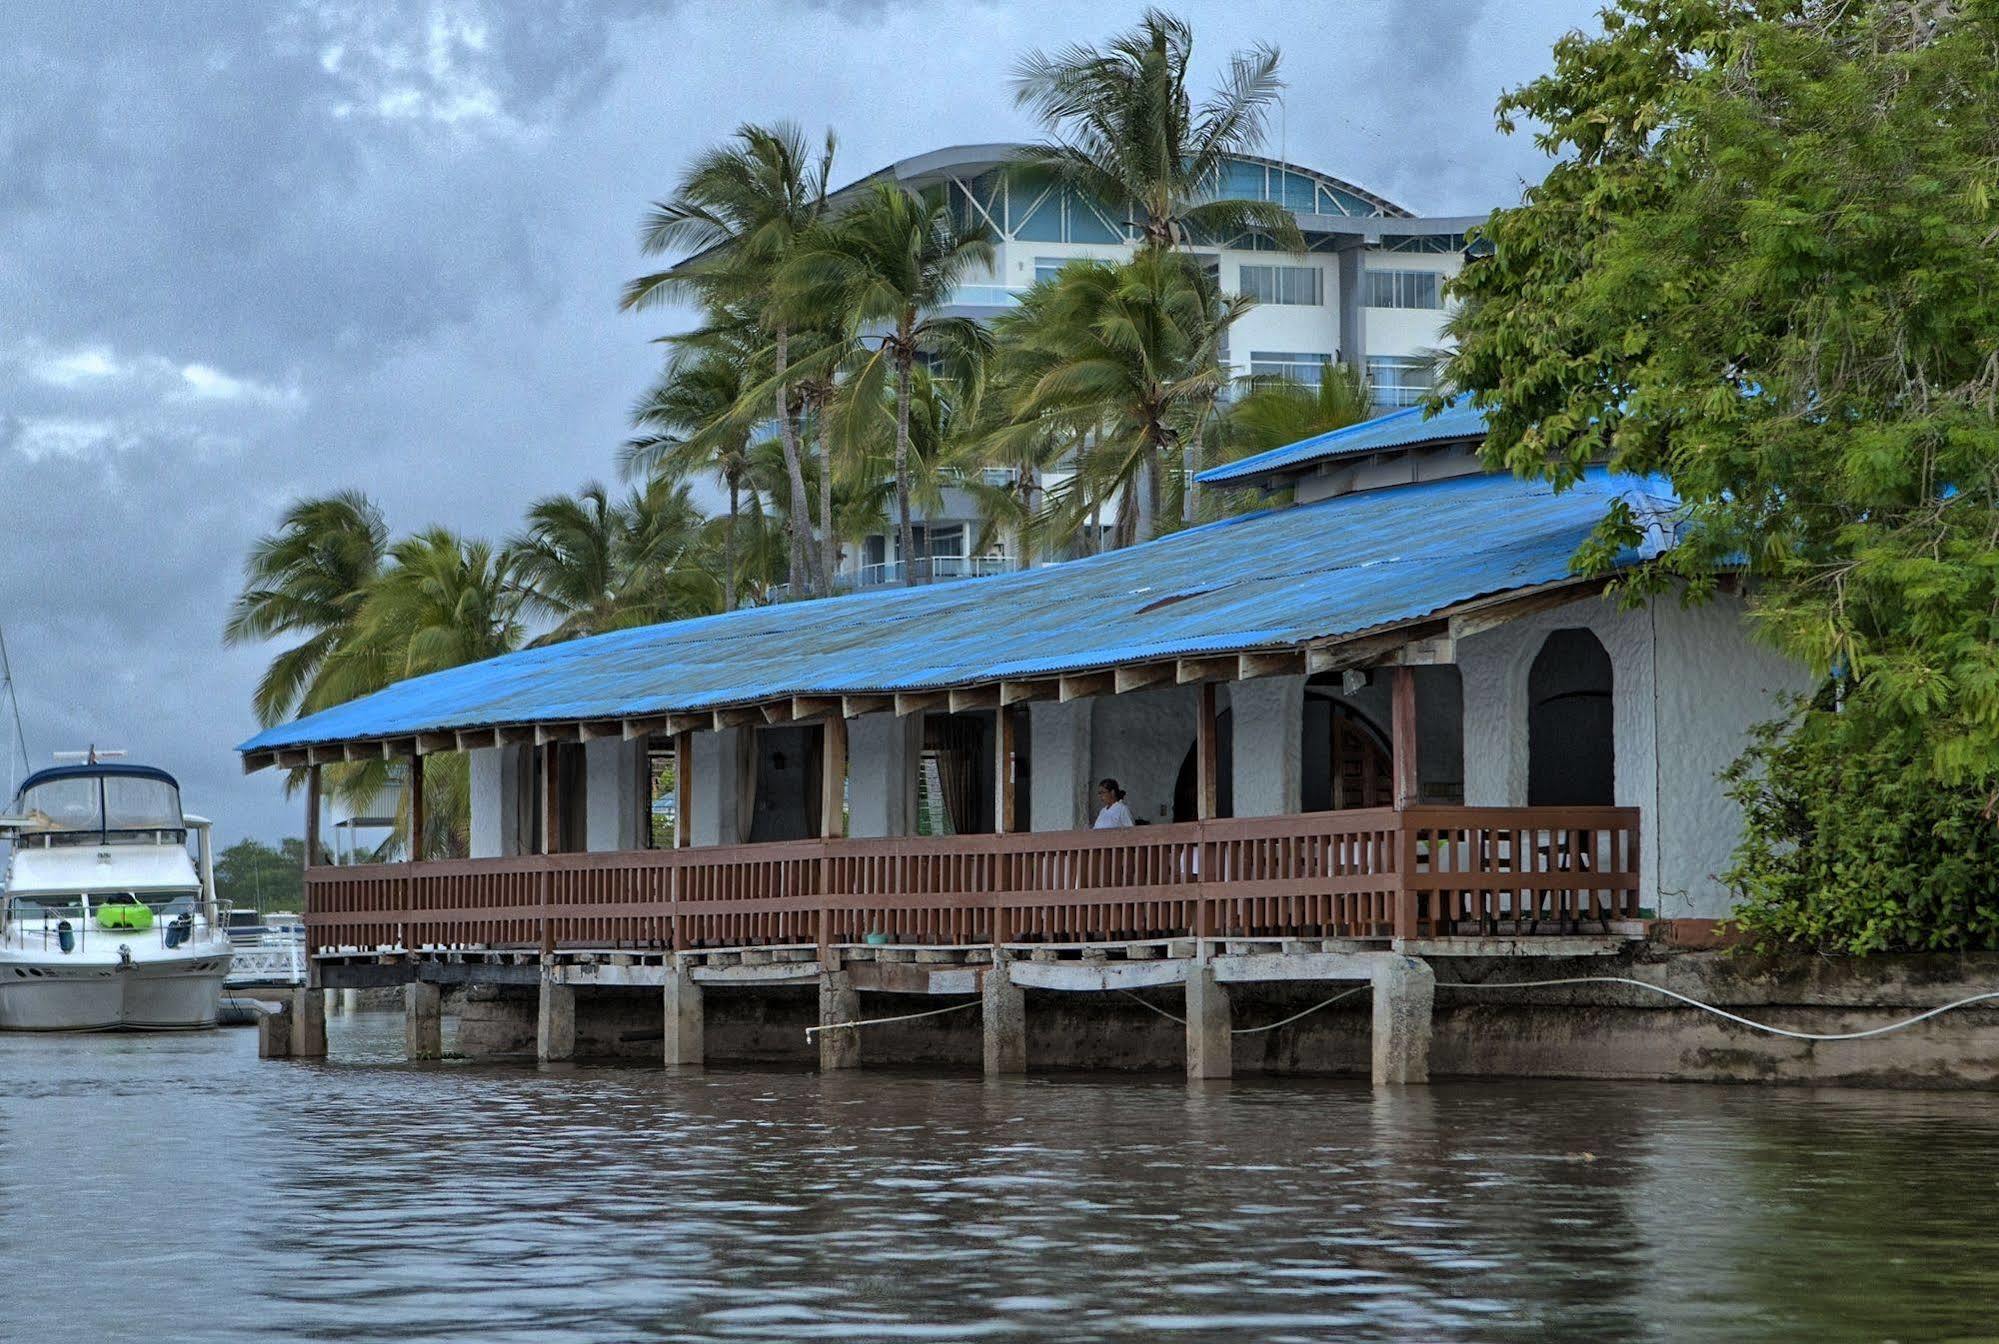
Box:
1391;666;1419;811
1394;811;1420;940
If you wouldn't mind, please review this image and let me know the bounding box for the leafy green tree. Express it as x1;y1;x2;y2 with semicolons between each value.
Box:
215;837;307;912
784;182;994;584
1011;9;1301;253
1444;0;1999;950
624;122;836;597
223;491;386;726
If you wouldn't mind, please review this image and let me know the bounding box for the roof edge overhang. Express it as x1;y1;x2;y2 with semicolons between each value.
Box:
236;574;1611;774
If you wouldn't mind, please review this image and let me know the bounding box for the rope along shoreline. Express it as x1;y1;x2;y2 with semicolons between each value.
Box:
805;977;1999;1043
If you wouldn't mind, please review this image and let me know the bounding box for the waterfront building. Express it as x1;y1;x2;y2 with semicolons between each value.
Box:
755;145;1482;589
240;402;1808;963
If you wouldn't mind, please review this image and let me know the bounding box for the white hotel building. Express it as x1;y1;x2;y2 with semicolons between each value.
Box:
827;143;1485;589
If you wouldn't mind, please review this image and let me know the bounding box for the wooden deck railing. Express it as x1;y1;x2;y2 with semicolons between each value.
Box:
302;805;1641;956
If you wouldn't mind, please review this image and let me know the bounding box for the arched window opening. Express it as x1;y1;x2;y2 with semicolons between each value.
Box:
1528;629;1615;807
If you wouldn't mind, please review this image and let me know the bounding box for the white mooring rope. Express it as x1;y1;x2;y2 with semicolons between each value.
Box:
803;976;1999;1044
1445;977;1999;1042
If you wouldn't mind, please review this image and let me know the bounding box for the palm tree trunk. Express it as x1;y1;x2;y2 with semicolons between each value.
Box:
724;474;740;613
1134;453;1158;543
771;323;815;598
894;350;917;587
1182;435;1198;524
817;415;838;595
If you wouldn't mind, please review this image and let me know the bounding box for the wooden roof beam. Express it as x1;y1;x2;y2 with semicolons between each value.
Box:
895;690;949;717
534;723;581;745
1059;671;1114;702
1446;579;1600;642
415;731;457;755
1385;634;1456;666
496;725;535;746
760;699;796;725
842;694;892;717
578;719;625;741
666;712;709;736
241;749;276;775
791;695;844;721
1114;663;1176;694
1175;656;1237;685
455;727;501;751
1237;650;1306;680
948;686;1001;713
622;715;670;741
712;705;763;730
305;744;344;767
273;748;309;770
999;679;1057;706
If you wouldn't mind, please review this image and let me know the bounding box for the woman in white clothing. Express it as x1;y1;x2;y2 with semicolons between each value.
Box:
1093;778;1135;829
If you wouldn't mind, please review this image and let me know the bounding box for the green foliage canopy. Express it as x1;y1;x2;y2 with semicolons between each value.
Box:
1445;0;1999;950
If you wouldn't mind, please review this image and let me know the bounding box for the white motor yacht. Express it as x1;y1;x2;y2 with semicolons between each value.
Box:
0;758;233;1030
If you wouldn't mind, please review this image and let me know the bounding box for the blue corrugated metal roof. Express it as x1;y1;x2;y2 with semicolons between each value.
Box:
1197;394;1489;488
238;467;1668;753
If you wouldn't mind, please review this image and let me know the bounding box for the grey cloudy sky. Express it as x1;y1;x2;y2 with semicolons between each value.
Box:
0;0;1595;846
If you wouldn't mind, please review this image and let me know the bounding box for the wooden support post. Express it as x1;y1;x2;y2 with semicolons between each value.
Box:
1196;681;1219;822
673;730;693;849
303;764;321;868
821;715;847;840
995;705;1019;834
407;752;425;863
1391;665;1419;810
541;742;562;854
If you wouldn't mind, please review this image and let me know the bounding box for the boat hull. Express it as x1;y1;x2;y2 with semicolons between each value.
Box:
0;950;231;1031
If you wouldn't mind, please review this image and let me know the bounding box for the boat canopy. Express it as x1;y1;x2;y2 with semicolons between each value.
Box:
11;764;185;840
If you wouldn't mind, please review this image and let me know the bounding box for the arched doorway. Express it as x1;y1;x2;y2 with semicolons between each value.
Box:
1321;701;1393;810
1528;629;1615;806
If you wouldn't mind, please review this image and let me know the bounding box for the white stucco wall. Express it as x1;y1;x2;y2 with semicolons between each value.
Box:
469;744;529;859
583;738;649;853
1091;684;1197;826
689;727;748;848
1230;675;1303;816
1455;591;1811;918
847;712;921;839
1028;700;1094;832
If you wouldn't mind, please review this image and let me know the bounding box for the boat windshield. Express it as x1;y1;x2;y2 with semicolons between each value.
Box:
15;771;185;840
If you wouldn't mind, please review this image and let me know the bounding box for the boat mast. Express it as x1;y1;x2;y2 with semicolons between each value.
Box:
0;627;26;799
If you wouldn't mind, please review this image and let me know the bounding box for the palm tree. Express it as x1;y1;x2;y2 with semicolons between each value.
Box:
623;122;836;597
509;480;720;644
785;182;994;585
315;528;523;709
992;250;1250;546
1011;9;1302;253
1225;360;1373;461
626;328;759;611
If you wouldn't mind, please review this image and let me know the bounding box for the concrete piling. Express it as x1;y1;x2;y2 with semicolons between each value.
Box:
1184;963;1232;1079
257;997;293;1058
663;959;704;1068
536;974;576;1063
1370;954;1435;1086
982;956;1026;1076
289;986;327;1058
817;969;860;1071
405;980;442;1061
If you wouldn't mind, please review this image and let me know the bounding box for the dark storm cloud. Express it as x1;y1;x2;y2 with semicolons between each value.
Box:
0;0;1593;844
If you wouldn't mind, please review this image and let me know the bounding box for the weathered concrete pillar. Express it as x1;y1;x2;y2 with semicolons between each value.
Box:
817;969;861;1071
1184;963;1231;1079
1371;955;1435;1086
341;987;360;1015
405;980;442;1061
537;974;576;1063
470;743;531;858
584;737;649;852
982;957;1026;1076
847;712;922;838
1230;675;1304;816
289;985;327;1058
324;987;340;1017
1028;700;1094;831
257;998;293;1059
663;960;704;1068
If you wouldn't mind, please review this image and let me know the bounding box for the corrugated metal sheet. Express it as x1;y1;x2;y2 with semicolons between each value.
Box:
238;467;1668;753
1196;394;1489;488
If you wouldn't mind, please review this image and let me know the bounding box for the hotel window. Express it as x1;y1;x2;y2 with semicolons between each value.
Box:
1364;269;1442;309
1033;256;1067;285
1367;356;1431;407
1250;351;1334;387
1239;263;1323;305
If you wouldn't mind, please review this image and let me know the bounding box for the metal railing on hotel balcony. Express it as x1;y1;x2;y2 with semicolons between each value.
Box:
301;806;1641;958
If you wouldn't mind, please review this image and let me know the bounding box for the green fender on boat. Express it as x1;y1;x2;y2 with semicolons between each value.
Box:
96;902;154;932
